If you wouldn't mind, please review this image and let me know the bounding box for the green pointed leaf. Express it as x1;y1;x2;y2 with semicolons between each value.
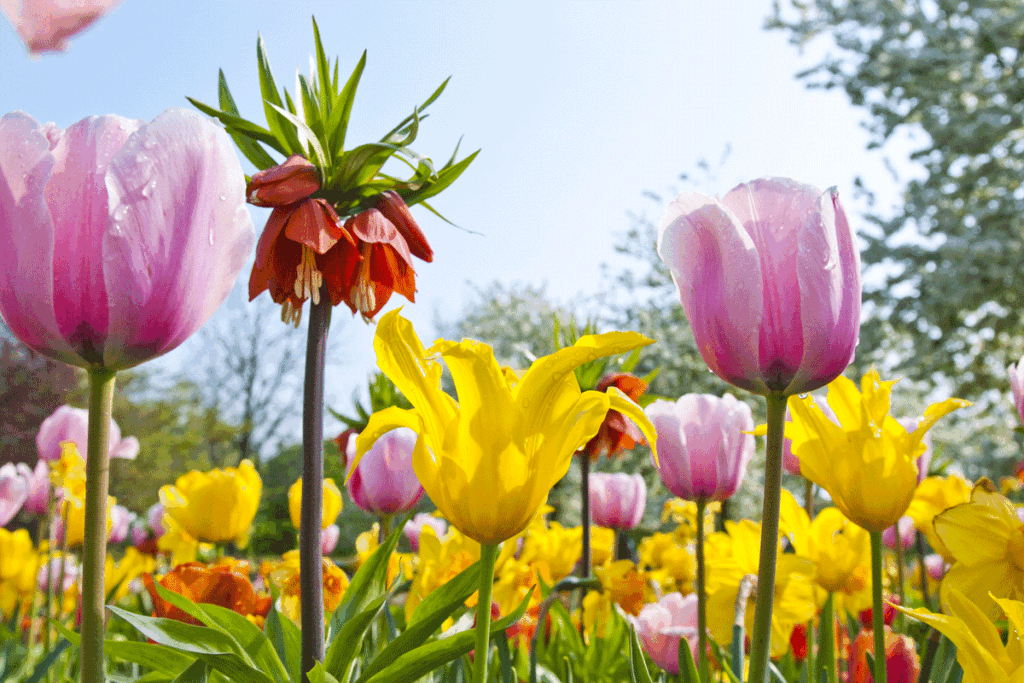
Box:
382;106;419;148
265;603;302;683
308;661;341;683
627;622;654;683
380;77;450;142
172;660;209;683
403;150;480;206
268;102;328;169
22;638;70;683
323;592;391;681
677;633;700;683
107;606;236;656
357;592;531;683
197;603;290;683
330;513;411;631
357;561;481;681
327;50;367;154
330;141;401;189
186;98;284;154
257;34;303;154
311;17;333;118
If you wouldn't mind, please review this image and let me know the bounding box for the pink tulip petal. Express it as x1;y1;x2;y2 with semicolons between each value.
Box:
3;0;124;54
111;435;139;460
0;463;28;526
1009;358;1024;424
658;193;763;392
0;112;80;365
101;108;253;369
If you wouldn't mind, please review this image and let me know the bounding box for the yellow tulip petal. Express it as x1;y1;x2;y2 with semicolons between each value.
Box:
350;406;424;483
994;596;1024;670
605;386;659;465
858;369;898;428
934;502;1014;566
899;598;1009;682
941;561;1024;621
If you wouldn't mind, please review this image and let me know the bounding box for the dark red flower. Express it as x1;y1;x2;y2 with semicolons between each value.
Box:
581;373;648;459
143;562;270;626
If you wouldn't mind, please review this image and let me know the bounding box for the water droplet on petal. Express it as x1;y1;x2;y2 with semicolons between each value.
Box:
141;179;157;198
135;152;148;164
112;205;128;222
208;228;215;246
142;139;156;150
109;222;124;237
219;193;227;201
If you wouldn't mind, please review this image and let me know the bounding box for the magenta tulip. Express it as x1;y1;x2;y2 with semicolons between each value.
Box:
657;178;861;397
0;463;28;526
145;502;165;537
882;515;916;550
345;427;423;515
404;513;447;551
923;554;946;581
107;503;134;543
645;393;754;502
1;0;124;54
0;109;254;371
38;554;79;592
629;592;700;674
588;472;646;530
36;405;138;462
16;460;49;515
321;524;340;555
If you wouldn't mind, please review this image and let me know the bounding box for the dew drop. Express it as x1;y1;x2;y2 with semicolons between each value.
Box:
141;179;157;198
135;152;149;164
142;139;156;150
208;228;215;246
109;222;124;237
219;193;227;201
112;205;128;222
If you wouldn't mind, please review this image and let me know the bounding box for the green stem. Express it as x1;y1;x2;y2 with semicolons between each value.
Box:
378;513;392;545
870;531;887;683
473;543;499;683
914;532;932;611
804;479;814;519
747;392;787;683
81;368;115;683
893;527;905;633
301;289;331;683
819;593;837;683
695;497;709;683
579;453;591;578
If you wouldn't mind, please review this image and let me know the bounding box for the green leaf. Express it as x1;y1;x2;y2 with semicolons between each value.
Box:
326;51;367;155
403;150;480;207
357;593;531;683
269;102;328;169
265;604;302;683
186;97;284;154
23;638;70;683
627;623;654;683
172;660;209;683
323;591;391;681
257;34;303;154
379;77;450;142
330;513;411;631
106;606;237;656
198;603;290;683
311;17;332;118
357;561;481;681
215;70;279;170
297;73;330;157
677;633;700;683
768;661;789;683
382;106;419;148
307;661;341;683
329;141;401;189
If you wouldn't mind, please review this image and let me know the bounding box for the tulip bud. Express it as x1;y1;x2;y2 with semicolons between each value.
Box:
588;472;646;530
376;190;432;262
346;428;424;515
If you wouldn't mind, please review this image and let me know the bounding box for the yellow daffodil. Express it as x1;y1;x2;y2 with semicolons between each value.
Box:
705;519;816;657
785;369;969;532
900;588;1024;682
934;480;1024;619
59;478;115;547
159;460;261;547
0;529;38;617
50;441;85;487
267;550;349;624
780;490;870;595
353;523;414;586
905;474;972;562
582;559;649;639
662;498;719;543
638;531;695;595
287;477;343;529
352;309;658;545
105;548;156;603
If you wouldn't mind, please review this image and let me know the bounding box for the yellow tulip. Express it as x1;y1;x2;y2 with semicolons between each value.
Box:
0;529;39;617
934;480;1024;620
786;369;968;532
159;460;262;547
105;548;156;603
900;588;1024;682
268;550;349;624
905;474;972;562
288;477;343;529
779;490;870;596
352;309;658;545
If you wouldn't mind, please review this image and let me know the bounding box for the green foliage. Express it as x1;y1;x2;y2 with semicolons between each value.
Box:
188;18;477;222
532;601;638;683
328;373;413;435
768;0;1024;474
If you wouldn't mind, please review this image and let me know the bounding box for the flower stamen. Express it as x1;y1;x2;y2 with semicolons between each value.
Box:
295;246;323;305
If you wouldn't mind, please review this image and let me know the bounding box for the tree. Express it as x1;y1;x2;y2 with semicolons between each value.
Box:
767;1;1024;416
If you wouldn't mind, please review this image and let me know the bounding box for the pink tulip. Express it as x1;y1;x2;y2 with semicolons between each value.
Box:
1011;356;1024;425
658;178;861;396
0;463;28;526
321;524;340;555
1;0;124;54
588;472;646;530
0;109;254;372
129;522;149;550
36;405;139;462
107;503;134;543
882;515;916;550
404;513;447;551
346;428;424;515
646;394;754;502
38;554;79;592
16;460;49;515
630;592;699;674
923;554;946;581
897;416;933;483
145;502;165;537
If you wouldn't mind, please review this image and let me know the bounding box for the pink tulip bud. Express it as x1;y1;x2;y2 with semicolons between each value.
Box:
629;592;700;675
0;463;28;526
0;109;254;372
658;178;861;397
107;504;135;543
346;428;424;515
645;394;754;502
321;524;340;555
404;513;447;551
17;460;49;515
882;515;916;550
588;472;646;530
36;405;139;462
145;502;165;537
1011;356;1024;426
37;554;79;592
129;523;150;550
1;0;125;55
923;554;946;581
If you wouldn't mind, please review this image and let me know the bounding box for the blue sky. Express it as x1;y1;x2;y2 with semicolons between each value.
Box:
2;1;914;444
